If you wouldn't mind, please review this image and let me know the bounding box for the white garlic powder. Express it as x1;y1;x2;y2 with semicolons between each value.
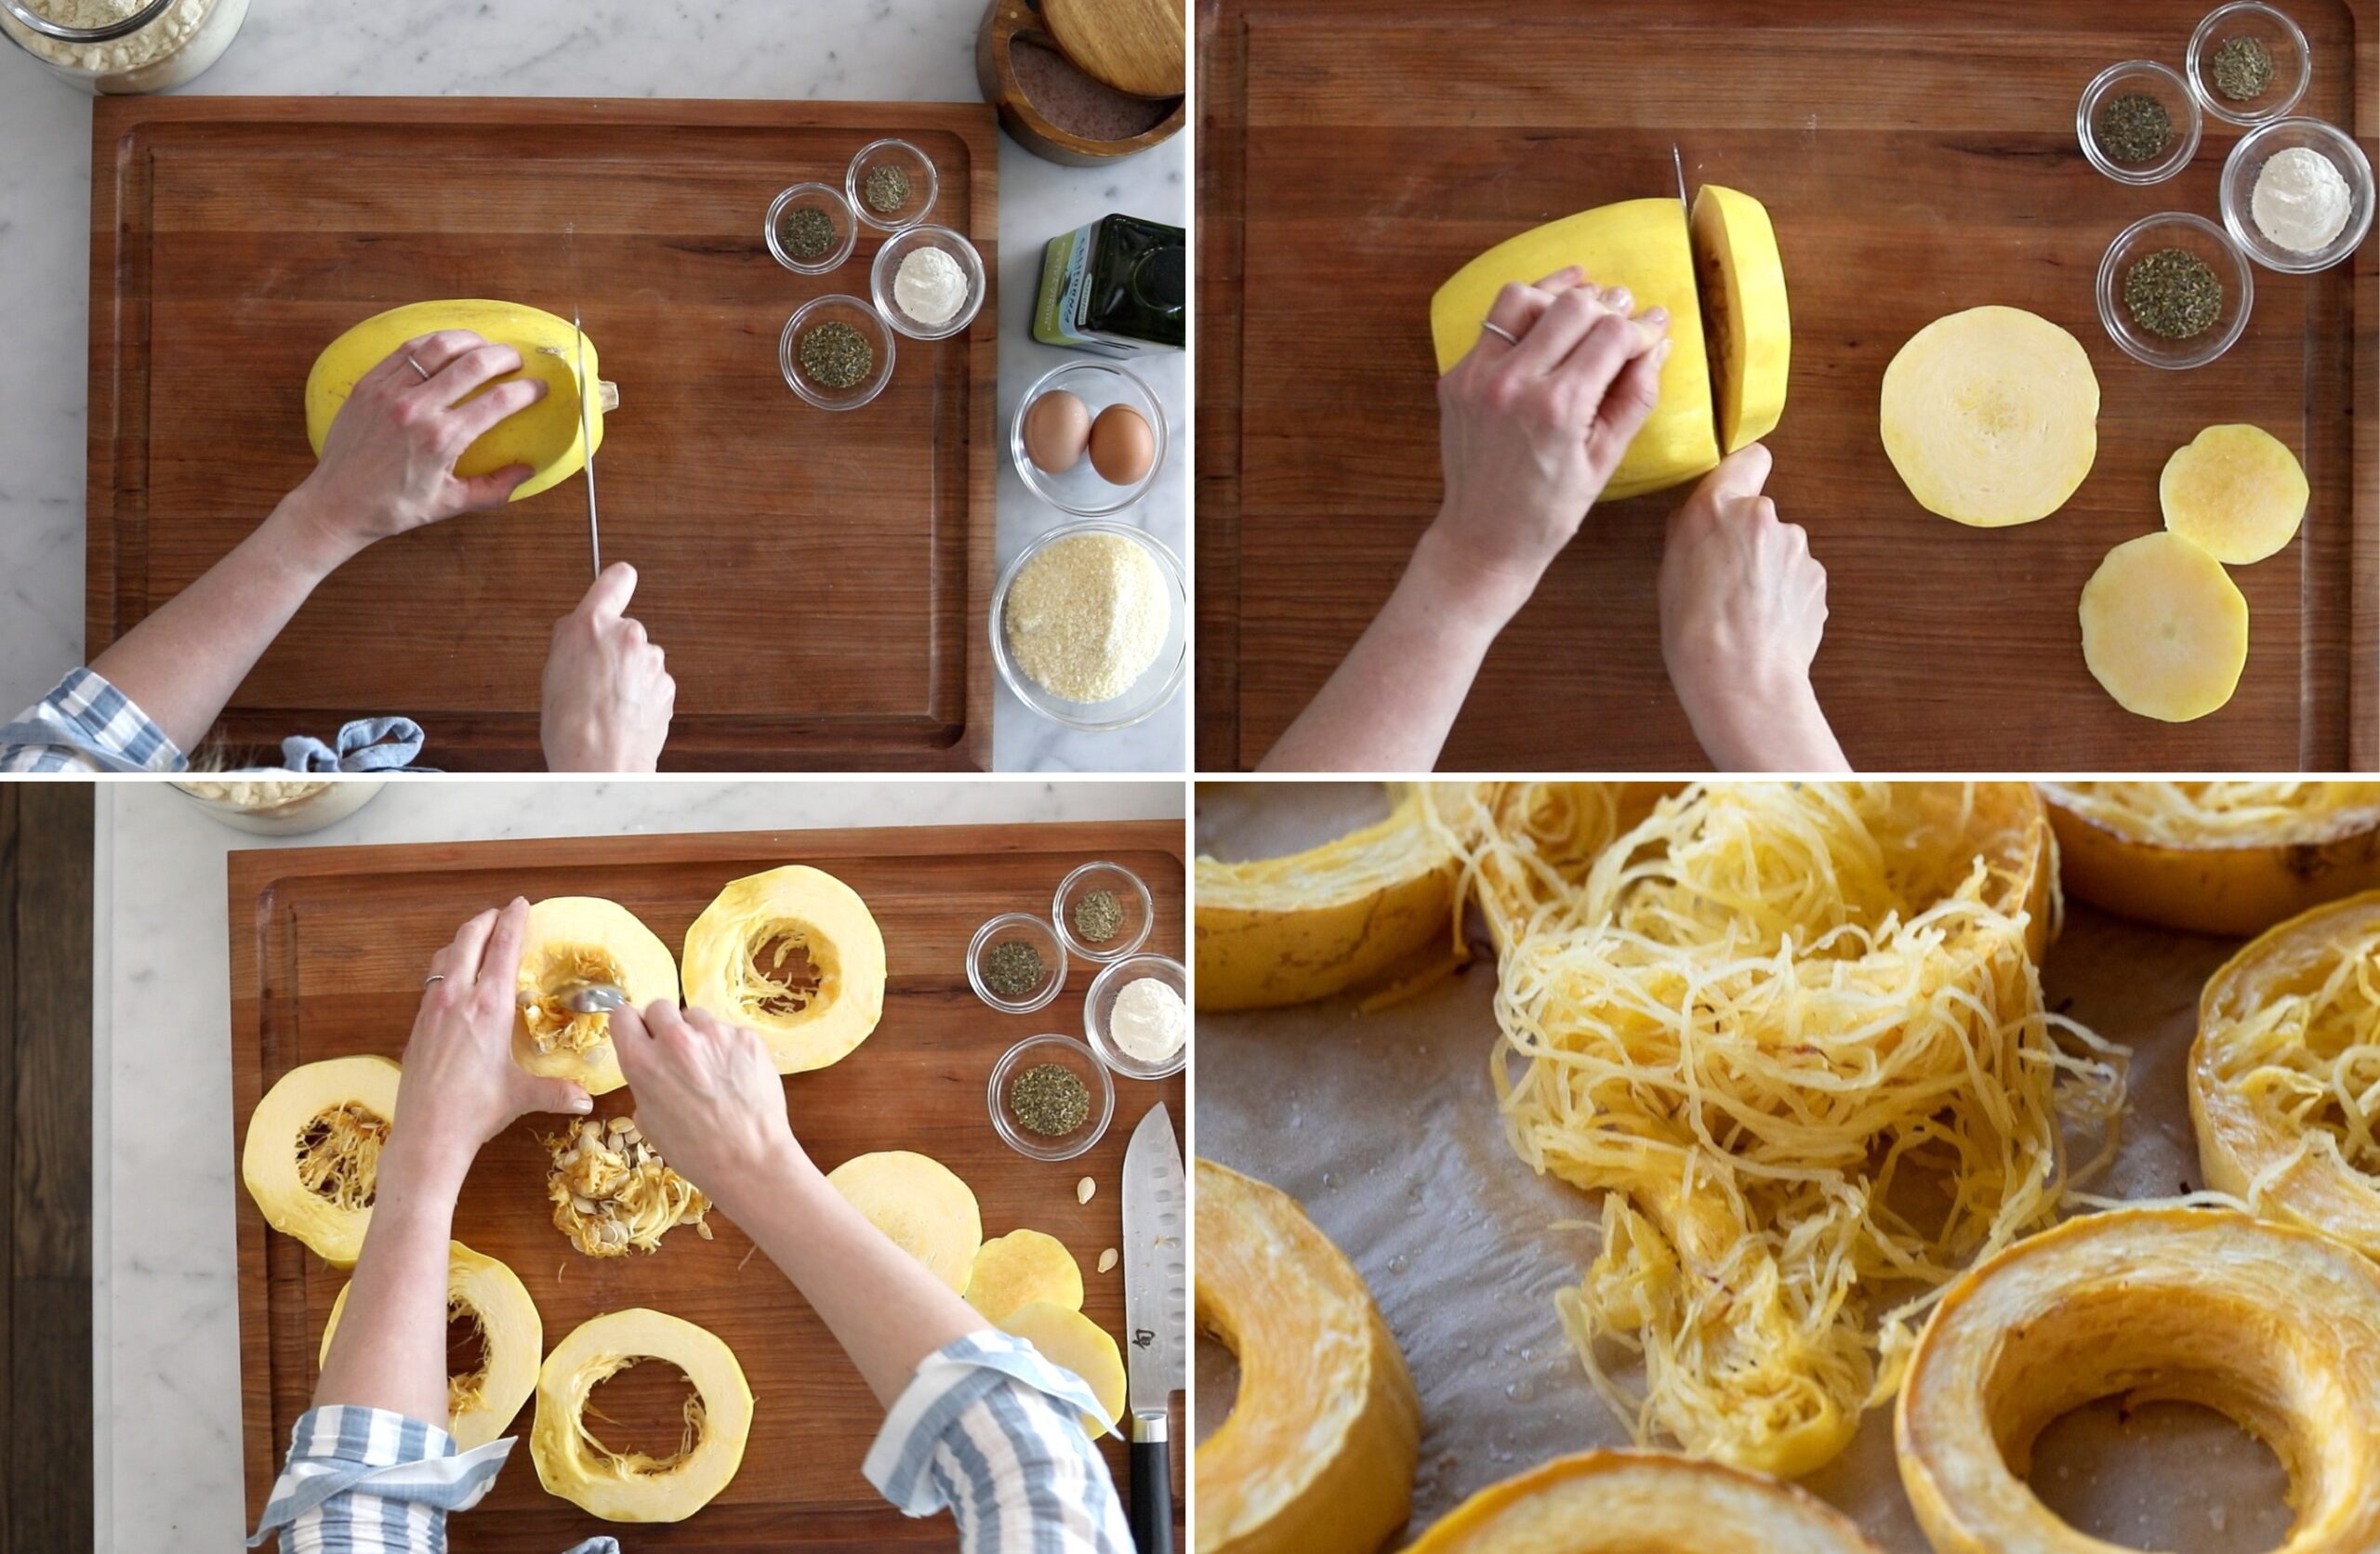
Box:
892;246;969;327
2251;146;2353;255
1108;976;1185;1065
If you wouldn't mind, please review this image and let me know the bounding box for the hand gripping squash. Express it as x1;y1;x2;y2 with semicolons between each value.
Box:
826;1151;982;1293
515;897;680;1097
1404;1451;1880;1554
2040;782;2380;936
2193;889;2380;1259
241;1054;402;1268
1195;783;1461;1011
320;1241;540;1450
305;300;618;504
1881;306;2098;527
1897;1206;2380;1554
1194;1159;1419;1554
681;866;886;1073
531;1308;754;1522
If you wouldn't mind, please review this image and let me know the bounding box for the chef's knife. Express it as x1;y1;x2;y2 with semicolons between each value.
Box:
572;305;602;579
1122;1102;1185;1554
1672;140;1690;229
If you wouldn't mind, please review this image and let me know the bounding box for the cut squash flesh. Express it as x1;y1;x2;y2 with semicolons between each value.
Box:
2162;423;2309;564
305;300;615;505
241;1054;402;1268
2078;531;2248;721
1691;185;1791;454
681;865;886;1074
998;1300;1124;1435
967;1229;1084;1324
1406;1450;1880;1553
321;1241;540;1450
1881;306;2098;527
826;1150;982;1293
514;896;679;1097
531;1307;753;1522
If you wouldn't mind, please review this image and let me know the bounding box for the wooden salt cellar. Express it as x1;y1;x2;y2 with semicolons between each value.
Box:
976;0;1183;165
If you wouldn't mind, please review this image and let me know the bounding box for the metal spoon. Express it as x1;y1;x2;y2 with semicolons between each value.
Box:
517;981;628;1015
3;0;176;44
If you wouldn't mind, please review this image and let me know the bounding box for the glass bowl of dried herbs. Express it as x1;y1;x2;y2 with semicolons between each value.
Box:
764;181;858;275
2077;60;2201;186
987;1034;1114;1162
847;138;938;232
2095;211;2254;369
779;295;897;412
2187;1;2310;128
1052;860;1155;965
967;911;1069;1015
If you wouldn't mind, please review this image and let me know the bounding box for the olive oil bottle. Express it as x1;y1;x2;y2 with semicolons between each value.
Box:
1031;214;1184;356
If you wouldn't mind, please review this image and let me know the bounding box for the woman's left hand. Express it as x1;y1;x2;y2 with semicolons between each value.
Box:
390;898;593;1179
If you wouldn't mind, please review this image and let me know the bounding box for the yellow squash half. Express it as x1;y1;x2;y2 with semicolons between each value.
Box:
305;300;617;503
681;865;887;1073
531;1308;754;1522
241;1054;402;1268
1405;1450;1880;1554
514;896;680;1097
321;1241;540;1450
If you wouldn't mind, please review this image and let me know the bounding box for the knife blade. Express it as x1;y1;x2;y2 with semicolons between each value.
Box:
1121;1102;1184;1554
572;305;602;580
1672;140;1690;228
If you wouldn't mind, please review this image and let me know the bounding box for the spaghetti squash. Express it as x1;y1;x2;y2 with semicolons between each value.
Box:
1405;1450;1880;1554
2041;782;2380;935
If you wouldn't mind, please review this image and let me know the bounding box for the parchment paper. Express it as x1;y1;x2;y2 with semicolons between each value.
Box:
1196;784;2298;1552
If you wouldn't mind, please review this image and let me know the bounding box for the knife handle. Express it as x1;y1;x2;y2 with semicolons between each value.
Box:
1129;1410;1173;1554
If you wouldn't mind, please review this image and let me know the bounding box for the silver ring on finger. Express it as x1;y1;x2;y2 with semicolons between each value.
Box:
407;355;432;381
1480;319;1522;347
422;972;446;988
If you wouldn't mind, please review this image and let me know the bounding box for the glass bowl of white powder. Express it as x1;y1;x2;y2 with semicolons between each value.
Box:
1083;954;1187;1082
871;225;985;340
2221;118;2373;274
991;520;1186;732
1;0;246;94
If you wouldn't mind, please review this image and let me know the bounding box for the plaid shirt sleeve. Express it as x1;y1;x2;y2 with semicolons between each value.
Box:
862;1330;1133;1554
0;667;184;773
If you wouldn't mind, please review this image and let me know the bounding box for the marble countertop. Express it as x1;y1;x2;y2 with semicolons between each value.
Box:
0;0;1186;772
92;776;1185;1547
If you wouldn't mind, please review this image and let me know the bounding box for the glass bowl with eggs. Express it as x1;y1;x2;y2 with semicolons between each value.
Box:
1011;362;1167;517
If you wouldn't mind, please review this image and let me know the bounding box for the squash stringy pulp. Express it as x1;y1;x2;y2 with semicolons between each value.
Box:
575;1355;707;1478
523;946;630;1056
2212;926;2380;1188
1434;784;2127;1478
296;1104;388;1211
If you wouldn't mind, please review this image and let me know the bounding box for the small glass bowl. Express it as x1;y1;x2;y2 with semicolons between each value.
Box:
987;1034;1115;1162
2187;2;2311;126
1083;954;1187;1082
763;182;858;275
967;912;1068;1015
871;224;986;340
991;520;1188;732
1011;361;1170;517
847;138;937;231
780;295;896;412
1053;861;1156;964
2076;60;2202;185
2095;211;2254;370
2221;117;2374;274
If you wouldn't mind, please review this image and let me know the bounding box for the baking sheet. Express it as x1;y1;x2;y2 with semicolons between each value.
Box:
1195;784;2298;1552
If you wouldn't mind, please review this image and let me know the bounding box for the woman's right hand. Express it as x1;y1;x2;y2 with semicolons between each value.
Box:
608;1000;804;1216
541;562;676;771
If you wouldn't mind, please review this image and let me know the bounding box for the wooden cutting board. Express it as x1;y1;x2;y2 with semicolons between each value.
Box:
1197;1;2378;770
227;822;1184;1547
90;98;998;771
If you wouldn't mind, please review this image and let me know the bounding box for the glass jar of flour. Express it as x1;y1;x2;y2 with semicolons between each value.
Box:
0;0;248;94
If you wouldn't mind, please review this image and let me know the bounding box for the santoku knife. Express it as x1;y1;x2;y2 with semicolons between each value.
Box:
571;303;602;579
1121;1102;1185;1554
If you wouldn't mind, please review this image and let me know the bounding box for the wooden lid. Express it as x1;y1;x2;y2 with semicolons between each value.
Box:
1041;0;1184;100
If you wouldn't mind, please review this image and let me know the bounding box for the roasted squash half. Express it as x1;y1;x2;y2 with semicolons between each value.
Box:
1405;1450;1879;1553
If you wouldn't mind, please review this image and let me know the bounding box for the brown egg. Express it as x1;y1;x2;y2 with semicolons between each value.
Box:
1088;403;1156;485
1023;389;1091;474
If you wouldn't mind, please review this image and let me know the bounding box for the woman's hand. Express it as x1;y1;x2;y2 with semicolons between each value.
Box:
608;1001;804;1217
387;898;594;1188
541;562;676;771
279;332;550;570
1425;266;1671;615
1658;443;1848;771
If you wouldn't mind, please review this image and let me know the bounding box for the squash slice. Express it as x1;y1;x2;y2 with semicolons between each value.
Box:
1405;1450;1879;1553
826;1150;982;1293
1195;1159;1419;1554
1881;306;2098;526
1691;185;1792;454
321;1241;540;1450
514;896;679;1097
681;865;886;1074
997;1300;1124;1435
2162;423;2309;564
240;1054;401;1268
2078;531;2248;721
531;1308;753;1522
967;1229;1084;1324
1897;1206;2380;1554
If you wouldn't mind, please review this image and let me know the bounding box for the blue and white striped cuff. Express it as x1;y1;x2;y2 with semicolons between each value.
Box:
863;1329;1117;1515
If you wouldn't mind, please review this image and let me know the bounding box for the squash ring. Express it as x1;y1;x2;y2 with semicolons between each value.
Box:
1194;1159;1419;1554
320;1241;541;1450
530;1307;754;1523
681;865;886;1074
514;896;680;1097
1897;1205;2380;1554
2194;889;2380;1258
240;1054;402;1268
1404;1450;1880;1553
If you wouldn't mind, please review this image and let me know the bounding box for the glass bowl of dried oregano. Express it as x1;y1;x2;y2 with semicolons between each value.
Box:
986;1034;1114;1163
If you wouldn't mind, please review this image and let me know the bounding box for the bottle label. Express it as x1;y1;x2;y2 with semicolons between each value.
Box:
1033;223;1102;350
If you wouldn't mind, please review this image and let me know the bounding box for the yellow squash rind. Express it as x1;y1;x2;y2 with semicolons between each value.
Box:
2161;423;2309;565
531;1307;753;1522
997;1300;1125;1435
321;1241;541;1450
2078;531;2249;722
514;896;681;1097
967;1229;1085;1324
1406;1449;1880;1553
2040;783;2380;936
681;865;887;1074
1691;184;1792;454
826;1150;982;1294
240;1054;402;1269
1881;306;2098;527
